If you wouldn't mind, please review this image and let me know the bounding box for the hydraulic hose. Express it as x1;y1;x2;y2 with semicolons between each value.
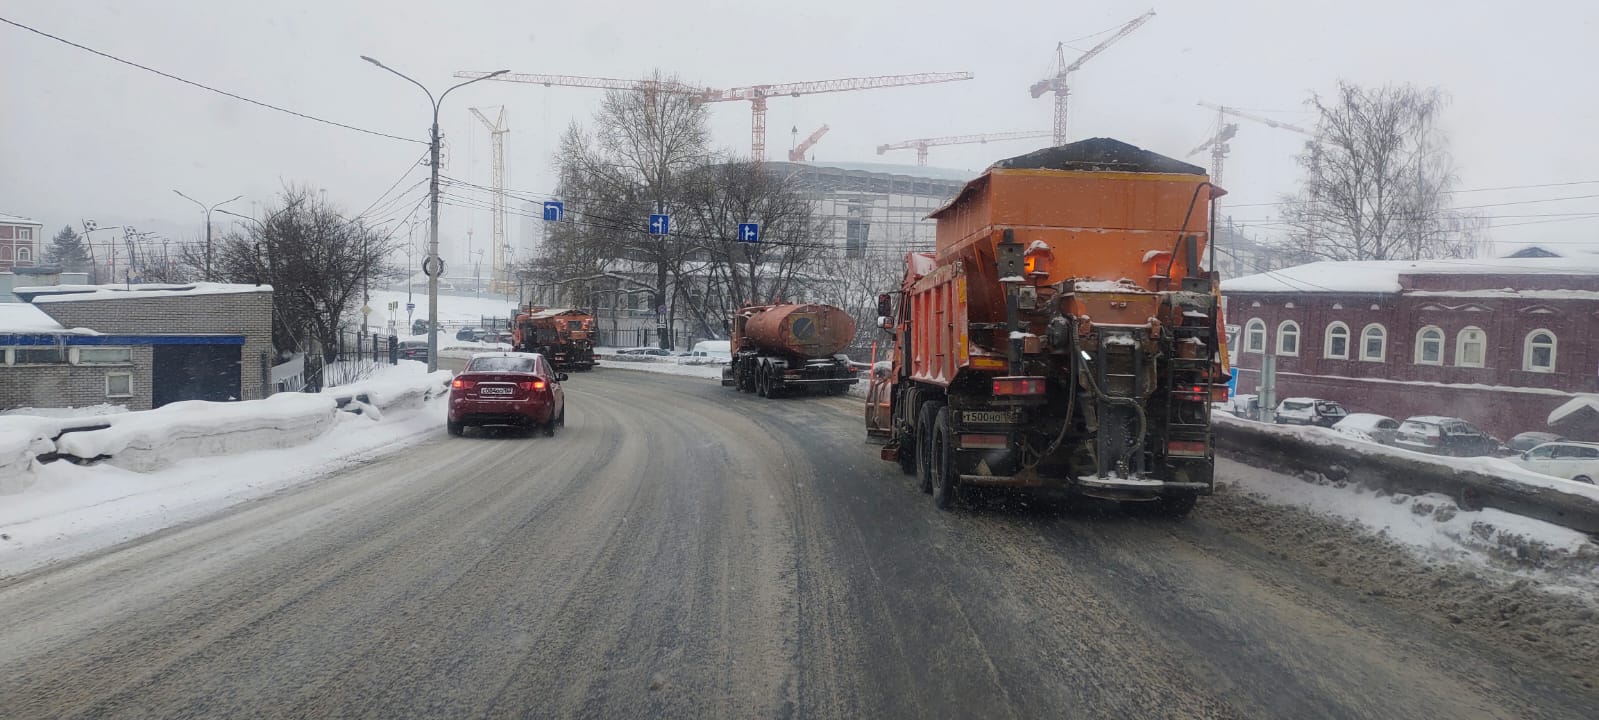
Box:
1070;324;1148;476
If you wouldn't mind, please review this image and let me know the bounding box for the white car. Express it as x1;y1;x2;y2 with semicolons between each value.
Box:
1511;441;1599;484
1273;397;1349;427
1333;413;1401;445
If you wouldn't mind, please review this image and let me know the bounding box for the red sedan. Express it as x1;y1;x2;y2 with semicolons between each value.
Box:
447;352;567;437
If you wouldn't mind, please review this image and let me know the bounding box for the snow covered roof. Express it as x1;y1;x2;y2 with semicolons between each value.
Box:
1222;255;1599;295
16;282;273;304
0;302;95;335
1548;395;1599;426
0;212;43;226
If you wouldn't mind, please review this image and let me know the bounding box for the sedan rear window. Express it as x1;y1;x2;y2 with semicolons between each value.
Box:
467;357;536;373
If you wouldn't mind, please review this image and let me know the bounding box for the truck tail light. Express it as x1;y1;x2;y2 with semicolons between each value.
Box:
521;380;547;391
1167;440;1207;457
993;376;1046;396
452;379;475;390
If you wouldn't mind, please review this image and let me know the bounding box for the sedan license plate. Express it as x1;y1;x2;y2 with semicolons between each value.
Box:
963;410;1013;425
479;386;513;396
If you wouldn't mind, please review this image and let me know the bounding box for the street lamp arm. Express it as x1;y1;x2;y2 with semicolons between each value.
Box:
437;70;510;110
172;189;205;212
361;55;436;108
210;195;244;213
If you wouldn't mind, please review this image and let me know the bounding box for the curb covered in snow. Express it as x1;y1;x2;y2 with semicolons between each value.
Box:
1215;414;1599;535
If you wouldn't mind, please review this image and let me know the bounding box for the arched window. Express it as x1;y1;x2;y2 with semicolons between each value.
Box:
1524;330;1557;373
14;246;29;262
1456;327;1487;368
1414;326;1444;365
1361;324;1387;362
1276;320;1300;356
0;246;10;261
1244;319;1266;353
1324;322;1350;360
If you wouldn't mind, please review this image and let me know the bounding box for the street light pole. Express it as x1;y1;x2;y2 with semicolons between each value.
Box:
173;190;242;282
360;55;507;372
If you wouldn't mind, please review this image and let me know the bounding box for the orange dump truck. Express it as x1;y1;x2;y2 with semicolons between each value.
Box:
865;138;1230;515
723;303;858;397
512;307;597;371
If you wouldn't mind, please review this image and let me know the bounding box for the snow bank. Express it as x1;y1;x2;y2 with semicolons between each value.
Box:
1;404;129;419
323;360;452;416
1216;413;1599;501
1548;394;1599;426
54;394;338;472
594;353;723;380
1221;458;1599;588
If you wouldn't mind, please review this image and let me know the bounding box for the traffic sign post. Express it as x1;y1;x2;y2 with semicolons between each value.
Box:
737;222;760;243
649;214;671;236
543;201;564;221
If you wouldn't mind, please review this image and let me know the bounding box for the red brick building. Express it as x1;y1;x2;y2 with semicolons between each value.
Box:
1221;255;1599;440
0;214;44;272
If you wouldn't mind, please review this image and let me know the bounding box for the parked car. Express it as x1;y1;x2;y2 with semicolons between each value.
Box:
1392;416;1501;457
617;347;673;357
1332;413;1401;445
1506;431;1566;454
1511;441;1599;484
455;327;488;342
447;352;567;437
1273;397;1349;427
687;340;733;361
398;340;429;362
1220;393;1261;421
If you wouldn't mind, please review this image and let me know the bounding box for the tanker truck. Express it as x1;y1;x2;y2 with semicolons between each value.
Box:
864;138;1230;516
722;303;859;398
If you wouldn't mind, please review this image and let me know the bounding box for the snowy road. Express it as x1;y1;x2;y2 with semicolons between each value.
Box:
0;367;1595;718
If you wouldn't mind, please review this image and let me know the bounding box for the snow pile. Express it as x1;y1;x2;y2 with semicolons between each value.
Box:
0;399;448;577
322;360;452;417
54;393;339;472
1220;459;1599;587
0;428;53;494
594;353;723;380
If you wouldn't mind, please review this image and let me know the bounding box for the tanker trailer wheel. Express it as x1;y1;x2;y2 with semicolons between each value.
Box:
755;365;769;397
931;407;958;511
915;401;944;494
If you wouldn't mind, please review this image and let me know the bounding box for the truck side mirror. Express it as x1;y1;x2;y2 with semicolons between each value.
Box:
877;316;893;331
876;293;892;318
556;372;569;382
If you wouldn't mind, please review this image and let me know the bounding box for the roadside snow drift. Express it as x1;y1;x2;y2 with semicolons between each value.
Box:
56;394;338;472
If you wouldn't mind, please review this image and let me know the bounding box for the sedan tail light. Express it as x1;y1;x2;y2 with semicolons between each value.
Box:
452;379;476;390
521;380;547;391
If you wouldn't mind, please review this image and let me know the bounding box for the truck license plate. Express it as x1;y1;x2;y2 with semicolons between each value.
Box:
963;410;1013;425
480;386;513;395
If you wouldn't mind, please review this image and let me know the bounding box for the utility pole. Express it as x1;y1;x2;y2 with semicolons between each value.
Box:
173;190;242;282
362;56;507;372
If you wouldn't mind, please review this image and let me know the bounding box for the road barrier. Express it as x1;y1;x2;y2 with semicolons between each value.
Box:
1214;414;1599;535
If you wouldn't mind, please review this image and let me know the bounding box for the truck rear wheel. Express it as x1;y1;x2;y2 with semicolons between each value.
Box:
755;366;768;397
915;401;943;494
931;407;958;511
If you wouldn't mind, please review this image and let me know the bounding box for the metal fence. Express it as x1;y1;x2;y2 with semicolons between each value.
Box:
303;330;398;391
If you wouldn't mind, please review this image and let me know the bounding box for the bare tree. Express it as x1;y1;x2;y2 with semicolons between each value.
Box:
212;185;400;362
542;71;712;348
674;161;829;337
1279;82;1483;261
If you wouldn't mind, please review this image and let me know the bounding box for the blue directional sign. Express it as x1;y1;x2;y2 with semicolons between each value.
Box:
738;222;760;243
405;302;416;313
649;214;671;236
542;201;564;222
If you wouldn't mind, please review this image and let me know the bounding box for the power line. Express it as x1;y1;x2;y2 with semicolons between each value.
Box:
0;15;421;144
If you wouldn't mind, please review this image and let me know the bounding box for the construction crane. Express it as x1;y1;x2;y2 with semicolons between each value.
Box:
1190;102;1312;186
876;130;1051;166
789;125;830;162
1031;10;1155;145
455;70;974;161
468;106;510;293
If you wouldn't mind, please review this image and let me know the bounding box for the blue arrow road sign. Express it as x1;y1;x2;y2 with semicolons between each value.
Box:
649;214;670;236
406;302;416;313
738;223;760;243
543;201;564;222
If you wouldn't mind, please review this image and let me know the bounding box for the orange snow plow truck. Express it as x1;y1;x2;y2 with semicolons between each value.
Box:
512;307;597;371
865;138;1230;516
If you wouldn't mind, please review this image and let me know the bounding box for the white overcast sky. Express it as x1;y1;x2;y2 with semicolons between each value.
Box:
4;0;1597;263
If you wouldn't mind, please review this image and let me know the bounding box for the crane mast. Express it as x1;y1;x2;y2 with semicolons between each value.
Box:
1031;10;1155;145
789;124;830;162
468;106;509;293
